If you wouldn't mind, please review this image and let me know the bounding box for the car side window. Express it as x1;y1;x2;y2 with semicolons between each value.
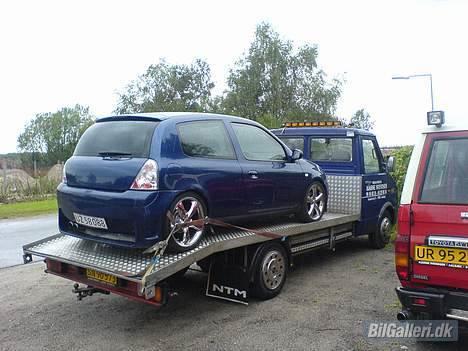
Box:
177;120;235;159
362;138;381;173
232;123;286;161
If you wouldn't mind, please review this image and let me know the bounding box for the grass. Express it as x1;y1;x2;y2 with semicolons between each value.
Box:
0;197;57;219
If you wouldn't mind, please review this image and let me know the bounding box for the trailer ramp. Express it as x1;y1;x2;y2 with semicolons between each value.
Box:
23;212;358;289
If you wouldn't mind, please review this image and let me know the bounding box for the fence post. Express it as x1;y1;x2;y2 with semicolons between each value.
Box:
2;159;7;194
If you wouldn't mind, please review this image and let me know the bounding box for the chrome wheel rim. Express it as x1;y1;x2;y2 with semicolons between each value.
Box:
306;183;325;221
261;250;285;290
380;216;391;242
171;197;205;248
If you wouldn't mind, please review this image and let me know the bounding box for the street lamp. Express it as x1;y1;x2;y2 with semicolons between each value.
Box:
392;73;434;111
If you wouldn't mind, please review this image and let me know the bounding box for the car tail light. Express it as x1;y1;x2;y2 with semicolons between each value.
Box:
130;159;158;190
395;204;411;281
62;162;67;184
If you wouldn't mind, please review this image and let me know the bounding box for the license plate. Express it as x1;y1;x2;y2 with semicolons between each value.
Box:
74;213;108;229
86;268;117;286
415;245;468;268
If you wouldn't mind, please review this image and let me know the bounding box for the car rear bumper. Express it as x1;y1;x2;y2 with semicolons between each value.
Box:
396;286;468;321
57;183;178;248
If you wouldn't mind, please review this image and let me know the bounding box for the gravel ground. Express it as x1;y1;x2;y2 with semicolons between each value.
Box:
0;238;466;351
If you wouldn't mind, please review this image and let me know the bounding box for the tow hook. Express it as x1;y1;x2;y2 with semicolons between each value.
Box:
397;310;414;321
72;283;110;301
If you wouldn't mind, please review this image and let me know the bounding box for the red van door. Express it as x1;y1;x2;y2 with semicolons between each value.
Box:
410;131;468;290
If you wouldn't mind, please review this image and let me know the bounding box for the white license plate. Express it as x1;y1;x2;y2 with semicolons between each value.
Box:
73;213;108;230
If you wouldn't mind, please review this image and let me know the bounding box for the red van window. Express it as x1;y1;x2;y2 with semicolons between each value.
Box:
420;138;468;204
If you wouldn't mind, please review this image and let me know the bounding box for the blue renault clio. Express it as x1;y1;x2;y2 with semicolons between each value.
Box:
58;113;328;252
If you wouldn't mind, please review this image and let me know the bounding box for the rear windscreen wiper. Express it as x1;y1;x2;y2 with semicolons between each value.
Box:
98;151;133;158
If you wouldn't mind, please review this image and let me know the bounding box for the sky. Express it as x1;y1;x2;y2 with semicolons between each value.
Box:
1;0;466;153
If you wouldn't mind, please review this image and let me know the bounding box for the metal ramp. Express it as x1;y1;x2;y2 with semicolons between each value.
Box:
23;212;359;289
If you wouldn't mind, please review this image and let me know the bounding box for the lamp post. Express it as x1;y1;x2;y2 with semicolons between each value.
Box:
392;73;434;111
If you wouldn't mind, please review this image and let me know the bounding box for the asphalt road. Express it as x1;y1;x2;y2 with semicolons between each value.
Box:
1;238;467;351
0;214;57;268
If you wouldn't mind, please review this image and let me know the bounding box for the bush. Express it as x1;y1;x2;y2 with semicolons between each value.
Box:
0;176;59;203
390;146;414;204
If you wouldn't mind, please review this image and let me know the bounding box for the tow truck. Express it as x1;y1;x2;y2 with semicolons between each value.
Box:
22;122;397;306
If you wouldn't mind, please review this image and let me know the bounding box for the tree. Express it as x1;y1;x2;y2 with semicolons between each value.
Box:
115;59;215;114
17;105;94;166
349;109;375;131
221;23;342;123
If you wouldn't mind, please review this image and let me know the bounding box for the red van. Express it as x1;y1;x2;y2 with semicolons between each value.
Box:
395;111;468;322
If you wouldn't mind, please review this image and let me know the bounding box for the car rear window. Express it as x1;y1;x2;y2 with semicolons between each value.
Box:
310;138;352;162
420;138;468;204
74;121;158;158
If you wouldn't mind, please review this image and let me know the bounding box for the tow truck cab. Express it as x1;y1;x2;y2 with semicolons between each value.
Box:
271;123;397;247
395;111;468;322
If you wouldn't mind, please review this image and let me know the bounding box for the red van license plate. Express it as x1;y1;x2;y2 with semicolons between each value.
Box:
415;245;468;268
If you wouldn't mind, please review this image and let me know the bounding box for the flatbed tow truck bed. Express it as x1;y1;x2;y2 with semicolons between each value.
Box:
22;175;363;306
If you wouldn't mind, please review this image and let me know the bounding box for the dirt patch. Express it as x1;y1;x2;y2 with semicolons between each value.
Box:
47;164;63;182
1;238;467;350
0;169;35;191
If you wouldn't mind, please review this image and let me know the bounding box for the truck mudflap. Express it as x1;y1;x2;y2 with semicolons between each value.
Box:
23;212;359;305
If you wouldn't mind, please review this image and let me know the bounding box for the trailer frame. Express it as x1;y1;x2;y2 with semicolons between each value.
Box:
22;175;363;305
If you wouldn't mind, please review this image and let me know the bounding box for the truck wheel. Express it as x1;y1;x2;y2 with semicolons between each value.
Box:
296;181;327;222
369;210;392;249
252;243;288;300
197;258;211;273
167;192;207;253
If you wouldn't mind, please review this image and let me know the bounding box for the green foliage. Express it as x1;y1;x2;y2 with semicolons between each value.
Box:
349;109;375;131
17;105;94;166
115;59;215;114
256;114;283;129
221;22;342;123
390;146;414;203
0;197;57;219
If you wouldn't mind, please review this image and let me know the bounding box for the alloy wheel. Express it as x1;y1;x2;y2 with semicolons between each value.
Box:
306;183;325;221
170;196;205;248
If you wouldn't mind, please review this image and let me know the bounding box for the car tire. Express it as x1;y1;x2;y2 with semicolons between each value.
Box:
252;243;288;300
369;210;392;249
296;181;327;223
166;192;207;253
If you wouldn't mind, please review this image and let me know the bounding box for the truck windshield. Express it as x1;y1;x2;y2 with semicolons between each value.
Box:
74;121;159;158
310;138;352;162
420;138;468;204
279;137;304;151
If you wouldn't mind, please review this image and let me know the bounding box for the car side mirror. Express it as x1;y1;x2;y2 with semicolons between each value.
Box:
291;149;303;161
386;156;395;173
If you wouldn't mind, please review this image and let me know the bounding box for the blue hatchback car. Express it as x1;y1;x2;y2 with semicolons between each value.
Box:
58;113;328;252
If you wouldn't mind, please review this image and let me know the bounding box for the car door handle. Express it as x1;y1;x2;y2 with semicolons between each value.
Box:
248;170;259;179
